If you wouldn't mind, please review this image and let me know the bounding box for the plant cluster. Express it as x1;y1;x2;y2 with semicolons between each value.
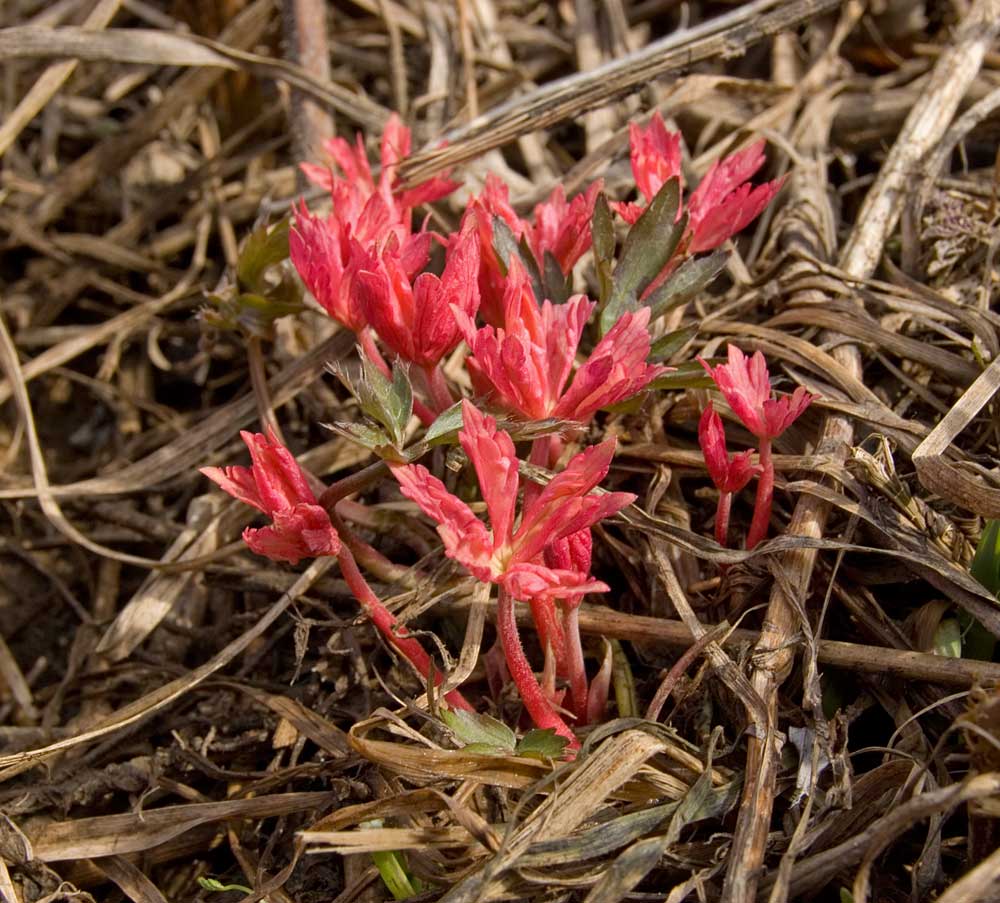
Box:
202;112;811;750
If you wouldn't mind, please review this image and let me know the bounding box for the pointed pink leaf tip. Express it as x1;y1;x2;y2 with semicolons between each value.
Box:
687;141;785;253
301;114;458;221
629;111;683;203
553;307;667;423
698;405;759;493
201;429;340;564
699;346;814;440
527;181;603;274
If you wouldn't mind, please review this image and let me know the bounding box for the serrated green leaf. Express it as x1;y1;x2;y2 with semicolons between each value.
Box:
441;708;516;751
649;324;698;362
646;249;730;319
350;356;412;449
600;179;685;335
389;361;414;446
237;218;291;294
971;519;1000;597
515;728;568;760
932;618;963;658
424;401;465;445
323;421;404;461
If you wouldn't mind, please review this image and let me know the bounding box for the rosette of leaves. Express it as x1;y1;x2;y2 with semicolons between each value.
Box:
202;217;304;339
326;353;414;461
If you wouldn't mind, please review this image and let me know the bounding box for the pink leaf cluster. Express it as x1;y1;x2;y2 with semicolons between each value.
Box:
699;346;813;442
300;113;458;229
454;258;666;423
290;114;457;343
613;112;784;257
698;345;814;549
354;222;481;368
201;429;340;564
390;401;634;603
698;404;759;494
468;175;602;324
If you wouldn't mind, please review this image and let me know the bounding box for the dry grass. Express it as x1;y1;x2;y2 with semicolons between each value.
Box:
2;1;1000;901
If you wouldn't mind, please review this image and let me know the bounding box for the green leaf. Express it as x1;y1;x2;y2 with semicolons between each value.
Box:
600;178;685;335
517;234;546;302
648;360;714;392
646;249;730;320
591;193;615;306
971;519;1000;597
491;216;544;300
932;618;963;658
515;728;569;760
359;355;412;447
423;401;465;446
331;355;412;450
649;324;698;362
324;421;400;459
840;889;855;903
591;192;615;265
491;216;520;273
542;250;570;304
237;218;291;294
371;849;422;901
441;708;516;752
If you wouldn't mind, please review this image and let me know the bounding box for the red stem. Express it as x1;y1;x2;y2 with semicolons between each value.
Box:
746;440;773;550
497;585;579;748
331;515;473;711
715;491;733;548
562;603;589;723
524;436;567;668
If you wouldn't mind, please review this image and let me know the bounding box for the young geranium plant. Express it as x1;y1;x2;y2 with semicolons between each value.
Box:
200;109;791;753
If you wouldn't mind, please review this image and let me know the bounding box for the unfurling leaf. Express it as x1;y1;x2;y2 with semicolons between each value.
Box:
329;353;413;451
441;708;516;753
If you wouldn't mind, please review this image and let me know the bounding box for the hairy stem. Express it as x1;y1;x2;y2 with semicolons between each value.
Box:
330;512;472;711
497;585;579;747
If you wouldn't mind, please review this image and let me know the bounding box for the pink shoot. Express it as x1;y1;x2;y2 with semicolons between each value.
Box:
699;346;813;549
